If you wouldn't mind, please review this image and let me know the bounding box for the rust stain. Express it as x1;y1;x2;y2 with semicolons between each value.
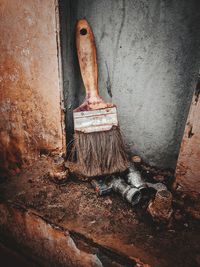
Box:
0;0;64;177
0;204;103;267
0;57;59;176
175;75;200;200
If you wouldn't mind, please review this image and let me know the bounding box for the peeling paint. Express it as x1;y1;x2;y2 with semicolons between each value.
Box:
188;124;194;138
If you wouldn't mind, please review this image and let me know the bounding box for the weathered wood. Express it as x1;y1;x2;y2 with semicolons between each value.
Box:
75;19;114;111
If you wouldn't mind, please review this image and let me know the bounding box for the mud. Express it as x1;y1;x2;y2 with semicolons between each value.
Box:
0;156;200;267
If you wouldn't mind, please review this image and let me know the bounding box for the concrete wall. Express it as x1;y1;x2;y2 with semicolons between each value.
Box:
0;0;64;177
60;0;200;169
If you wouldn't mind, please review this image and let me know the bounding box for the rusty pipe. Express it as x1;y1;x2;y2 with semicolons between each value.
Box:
147;190;173;222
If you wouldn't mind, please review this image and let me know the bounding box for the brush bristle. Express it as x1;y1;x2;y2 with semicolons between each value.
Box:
72;126;128;177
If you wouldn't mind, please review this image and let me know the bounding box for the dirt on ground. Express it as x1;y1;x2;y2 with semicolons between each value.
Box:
0;156;200;267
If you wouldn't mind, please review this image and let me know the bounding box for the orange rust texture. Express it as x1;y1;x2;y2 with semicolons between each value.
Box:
0;204;103;267
175;82;200;198
0;0;64;176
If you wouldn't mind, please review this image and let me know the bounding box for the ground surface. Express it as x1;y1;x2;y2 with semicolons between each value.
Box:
0;242;37;267
0;156;200;267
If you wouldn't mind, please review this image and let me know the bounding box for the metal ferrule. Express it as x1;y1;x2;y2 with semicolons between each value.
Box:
73;107;118;133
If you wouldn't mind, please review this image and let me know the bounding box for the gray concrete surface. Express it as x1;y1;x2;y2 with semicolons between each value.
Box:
60;0;200;169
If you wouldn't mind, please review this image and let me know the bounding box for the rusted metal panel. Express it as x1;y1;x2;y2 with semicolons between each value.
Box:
0;0;64;176
175;76;200;198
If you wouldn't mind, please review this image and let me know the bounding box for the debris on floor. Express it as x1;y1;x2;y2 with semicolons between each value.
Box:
49;155;69;184
87;159;173;223
1;156;200;267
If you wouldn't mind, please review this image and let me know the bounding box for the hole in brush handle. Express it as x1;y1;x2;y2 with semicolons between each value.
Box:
80;28;87;35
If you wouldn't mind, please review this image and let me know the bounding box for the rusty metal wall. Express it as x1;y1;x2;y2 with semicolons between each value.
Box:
175;75;200;199
0;0;64;176
60;0;200;169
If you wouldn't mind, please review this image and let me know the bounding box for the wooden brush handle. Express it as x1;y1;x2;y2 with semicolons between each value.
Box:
76;19;99;98
75;19;114;112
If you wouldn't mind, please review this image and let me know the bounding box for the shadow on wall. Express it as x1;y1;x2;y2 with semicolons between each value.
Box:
59;0;200;169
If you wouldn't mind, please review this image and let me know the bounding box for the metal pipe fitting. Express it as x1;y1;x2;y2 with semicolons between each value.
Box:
146;182;167;192
112;178;141;206
126;165;147;190
125;164;168;195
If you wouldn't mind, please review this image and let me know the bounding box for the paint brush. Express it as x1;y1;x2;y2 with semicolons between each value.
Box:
73;19;128;177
